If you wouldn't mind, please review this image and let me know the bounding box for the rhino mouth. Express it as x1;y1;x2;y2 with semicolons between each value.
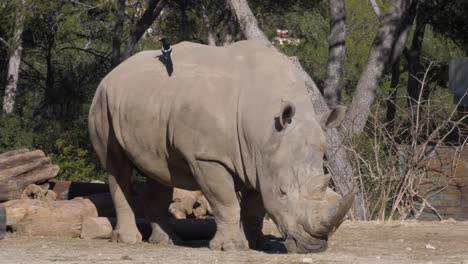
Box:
284;234;328;253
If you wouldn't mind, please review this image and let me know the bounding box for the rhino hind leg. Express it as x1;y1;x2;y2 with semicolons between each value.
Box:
144;178;181;245
193;161;249;251
240;189;267;250
88;92;142;244
100;133;142;244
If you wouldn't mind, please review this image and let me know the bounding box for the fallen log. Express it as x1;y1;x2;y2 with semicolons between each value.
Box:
0;149;59;201
50;180;110;200
12;220;81;237
2;193;116;226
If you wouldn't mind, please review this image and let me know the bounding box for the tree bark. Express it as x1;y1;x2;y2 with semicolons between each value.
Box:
324;0;346;108
226;0;271;47
2;3;25;114
122;0;166;61
343;0;417;133
406;14;427;110
368;0;381;19
201;4;217;46
227;0;368;219
386;58;401;130
111;0;126;67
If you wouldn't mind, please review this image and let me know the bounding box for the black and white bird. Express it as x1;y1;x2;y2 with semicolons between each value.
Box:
160;37;172;61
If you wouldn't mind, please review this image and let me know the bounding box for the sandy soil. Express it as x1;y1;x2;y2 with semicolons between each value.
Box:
1;220;467;264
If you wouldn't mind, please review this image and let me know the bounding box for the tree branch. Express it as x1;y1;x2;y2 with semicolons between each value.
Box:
0;37;10;49
368;0;381;19
122;0;167;61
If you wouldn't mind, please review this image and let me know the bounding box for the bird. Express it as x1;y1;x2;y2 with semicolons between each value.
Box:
160;37;172;61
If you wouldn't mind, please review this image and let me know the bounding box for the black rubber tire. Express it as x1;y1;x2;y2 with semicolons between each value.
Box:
0;205;6;240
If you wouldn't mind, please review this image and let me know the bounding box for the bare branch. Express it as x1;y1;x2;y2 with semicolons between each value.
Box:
368;0;381;19
0;37;10;49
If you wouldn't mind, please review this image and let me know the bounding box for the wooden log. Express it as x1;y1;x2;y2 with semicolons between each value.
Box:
13;220;81;237
2;197;101;226
50;180;110;200
0;149;45;170
0;149;59;202
0;164;59;201
81;217;113;239
0;157;51;178
0;148;29;159
81;217;216;240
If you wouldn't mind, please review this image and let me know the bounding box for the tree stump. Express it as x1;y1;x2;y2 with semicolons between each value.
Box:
0;148;59;201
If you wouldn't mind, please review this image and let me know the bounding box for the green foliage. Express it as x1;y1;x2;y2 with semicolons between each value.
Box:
51;138;103;182
1;0;467;185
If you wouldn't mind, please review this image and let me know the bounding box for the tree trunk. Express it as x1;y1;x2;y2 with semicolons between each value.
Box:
2;5;25;114
226;0;271;47
386;58;401;131
111;0;126;67
324;0;346;108
343;0;417;133
227;0;368;219
369;0;381;19
122;0;166;61
406;14;427;111
201;4;217;46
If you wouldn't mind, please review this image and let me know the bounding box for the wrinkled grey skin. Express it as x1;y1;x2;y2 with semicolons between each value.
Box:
88;41;354;253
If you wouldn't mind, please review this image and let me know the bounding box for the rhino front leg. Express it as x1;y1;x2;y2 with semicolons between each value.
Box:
144;178;181;245
240;189;267;250
194;161;249;251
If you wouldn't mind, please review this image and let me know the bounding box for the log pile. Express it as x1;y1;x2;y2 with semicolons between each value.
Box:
0;148;214;240
0;148;59;201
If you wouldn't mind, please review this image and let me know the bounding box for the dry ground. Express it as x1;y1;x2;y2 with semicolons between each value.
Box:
1;220;467;264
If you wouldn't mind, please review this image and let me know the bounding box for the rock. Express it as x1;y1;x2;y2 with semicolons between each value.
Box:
406;247;412;251
441;218;457;224
302;257;314;263
425;244;436;250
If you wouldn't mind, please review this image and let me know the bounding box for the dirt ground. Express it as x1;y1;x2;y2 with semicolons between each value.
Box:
1;220;467;264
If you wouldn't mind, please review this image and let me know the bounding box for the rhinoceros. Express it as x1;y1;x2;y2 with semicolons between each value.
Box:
88;40;354;253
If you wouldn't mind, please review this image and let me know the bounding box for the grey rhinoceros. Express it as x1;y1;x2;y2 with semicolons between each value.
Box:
88;40;355;253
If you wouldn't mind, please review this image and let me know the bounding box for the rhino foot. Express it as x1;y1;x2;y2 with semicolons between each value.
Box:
148;228;181;245
209;233;249;251
112;227;142;244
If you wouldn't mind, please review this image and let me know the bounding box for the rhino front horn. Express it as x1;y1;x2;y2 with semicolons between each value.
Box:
324;188;357;230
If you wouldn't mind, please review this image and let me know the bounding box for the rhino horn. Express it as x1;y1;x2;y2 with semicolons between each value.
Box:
323;188;356;230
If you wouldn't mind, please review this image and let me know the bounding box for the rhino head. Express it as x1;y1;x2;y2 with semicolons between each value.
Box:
244;98;354;253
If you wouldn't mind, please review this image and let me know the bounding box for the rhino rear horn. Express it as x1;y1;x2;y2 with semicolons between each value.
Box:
323;188;356;229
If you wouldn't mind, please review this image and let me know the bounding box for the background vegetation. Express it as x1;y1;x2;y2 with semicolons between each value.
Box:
1;0;467;219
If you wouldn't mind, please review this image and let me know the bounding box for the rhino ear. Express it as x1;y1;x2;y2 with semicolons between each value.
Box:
318;105;346;129
276;101;296;131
